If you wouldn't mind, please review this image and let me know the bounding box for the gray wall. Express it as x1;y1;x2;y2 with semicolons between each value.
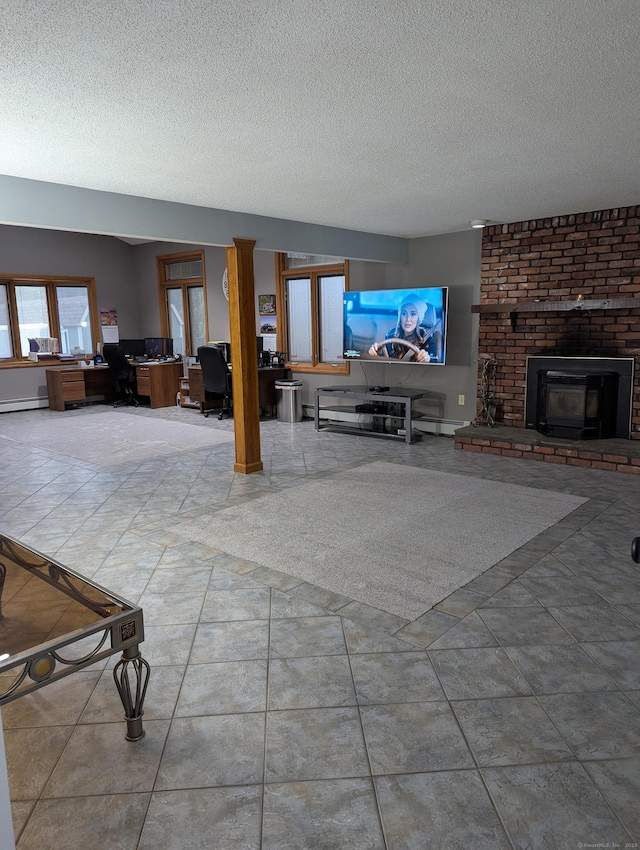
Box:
132;242;277;343
0;175;408;264
0;230;292;406
302;230;482;424
0;225;481;421
408;229;482;423
0;225;140;405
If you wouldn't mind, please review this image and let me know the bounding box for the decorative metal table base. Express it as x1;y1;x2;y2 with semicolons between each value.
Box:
1;533;151;742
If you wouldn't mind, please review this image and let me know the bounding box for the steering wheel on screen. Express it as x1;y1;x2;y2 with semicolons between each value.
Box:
378;338;422;360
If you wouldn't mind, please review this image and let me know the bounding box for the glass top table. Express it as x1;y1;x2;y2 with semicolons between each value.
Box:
0;533;149;741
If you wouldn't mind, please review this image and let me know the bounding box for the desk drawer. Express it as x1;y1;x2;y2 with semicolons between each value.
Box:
60;370;84;383
187;368;205;402
136;371;151;395
62;381;86;401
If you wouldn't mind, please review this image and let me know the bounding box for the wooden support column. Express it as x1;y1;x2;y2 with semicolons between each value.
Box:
226;238;263;474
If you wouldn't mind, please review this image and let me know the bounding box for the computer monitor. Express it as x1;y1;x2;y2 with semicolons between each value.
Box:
144;337;173;358
118;338;145;358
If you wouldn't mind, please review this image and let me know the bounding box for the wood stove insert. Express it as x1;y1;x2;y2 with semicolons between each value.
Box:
525;356;634;440
536;370;617;440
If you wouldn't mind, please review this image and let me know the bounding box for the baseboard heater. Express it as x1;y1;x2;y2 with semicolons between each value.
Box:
0;397;48;413
413;417;470;437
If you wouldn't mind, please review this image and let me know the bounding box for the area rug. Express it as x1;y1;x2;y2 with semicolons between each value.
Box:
175;461;586;620
0;411;235;466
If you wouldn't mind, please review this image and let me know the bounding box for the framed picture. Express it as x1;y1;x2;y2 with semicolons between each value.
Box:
100;308;118;326
260;316;277;335
259;294;276;316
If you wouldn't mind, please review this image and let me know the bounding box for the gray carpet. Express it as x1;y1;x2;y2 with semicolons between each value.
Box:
0;411;235;465
176;461;587;620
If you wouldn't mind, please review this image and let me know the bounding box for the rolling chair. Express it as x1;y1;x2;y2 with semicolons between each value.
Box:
102;344;140;407
197;344;232;419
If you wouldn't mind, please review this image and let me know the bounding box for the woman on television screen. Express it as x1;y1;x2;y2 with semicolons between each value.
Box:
368;293;440;362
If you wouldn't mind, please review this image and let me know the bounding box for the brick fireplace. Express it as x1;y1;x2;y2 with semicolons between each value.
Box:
454;206;640;472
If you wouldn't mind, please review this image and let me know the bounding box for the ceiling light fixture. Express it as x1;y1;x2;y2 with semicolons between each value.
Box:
470;220;488;229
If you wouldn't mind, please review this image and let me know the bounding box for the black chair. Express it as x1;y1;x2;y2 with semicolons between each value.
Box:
197;345;232;419
102;344;139;407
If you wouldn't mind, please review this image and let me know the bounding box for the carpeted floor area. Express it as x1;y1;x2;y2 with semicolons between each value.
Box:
175;461;586;619
0;410;235;465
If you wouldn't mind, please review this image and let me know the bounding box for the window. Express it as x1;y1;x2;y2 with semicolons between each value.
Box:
56;286;93;357
0;277;98;363
0;285;12;358
15;285;50;355
275;254;349;374
157;251;208;358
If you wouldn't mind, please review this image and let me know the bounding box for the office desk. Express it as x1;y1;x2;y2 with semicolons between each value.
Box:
135;361;182;409
188;365;288;416
46;360;183;410
46;365;114;410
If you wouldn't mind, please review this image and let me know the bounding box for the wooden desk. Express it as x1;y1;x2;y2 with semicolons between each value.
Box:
46;365;114;410
46;361;183;410
188;365;288;416
134;361;183;409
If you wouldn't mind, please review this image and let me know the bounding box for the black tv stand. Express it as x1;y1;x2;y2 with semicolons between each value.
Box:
314;385;427;444
369;385;389;393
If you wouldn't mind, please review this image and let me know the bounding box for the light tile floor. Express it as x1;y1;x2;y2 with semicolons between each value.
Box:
1;404;640;849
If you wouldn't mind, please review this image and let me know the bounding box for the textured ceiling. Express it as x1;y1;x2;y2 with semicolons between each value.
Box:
1;0;639;239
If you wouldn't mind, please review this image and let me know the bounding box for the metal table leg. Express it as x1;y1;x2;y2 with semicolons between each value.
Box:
113;644;150;741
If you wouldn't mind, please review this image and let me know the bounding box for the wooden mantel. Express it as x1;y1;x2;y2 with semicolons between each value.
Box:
471;297;640;314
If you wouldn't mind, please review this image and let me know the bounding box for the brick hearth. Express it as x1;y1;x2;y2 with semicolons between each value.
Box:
454;424;640;474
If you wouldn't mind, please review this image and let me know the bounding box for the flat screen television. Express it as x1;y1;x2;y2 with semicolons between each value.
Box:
343;286;448;365
144;337;173;358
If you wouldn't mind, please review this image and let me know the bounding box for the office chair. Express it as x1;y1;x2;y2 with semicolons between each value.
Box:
102;344;140;407
197;345;232;419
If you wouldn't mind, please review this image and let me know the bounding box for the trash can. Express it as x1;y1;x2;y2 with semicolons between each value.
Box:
275;379;303;422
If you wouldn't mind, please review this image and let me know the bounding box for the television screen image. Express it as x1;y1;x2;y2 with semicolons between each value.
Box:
343;286;448;365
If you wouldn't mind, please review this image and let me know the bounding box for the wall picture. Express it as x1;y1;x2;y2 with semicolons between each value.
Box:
259;294;276;315
260;315;277;335
99;307;119;343
100;308;118;326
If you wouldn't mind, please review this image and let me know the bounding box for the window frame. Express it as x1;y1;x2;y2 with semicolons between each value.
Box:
156;250;209;358
0;275;99;367
275;254;350;375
